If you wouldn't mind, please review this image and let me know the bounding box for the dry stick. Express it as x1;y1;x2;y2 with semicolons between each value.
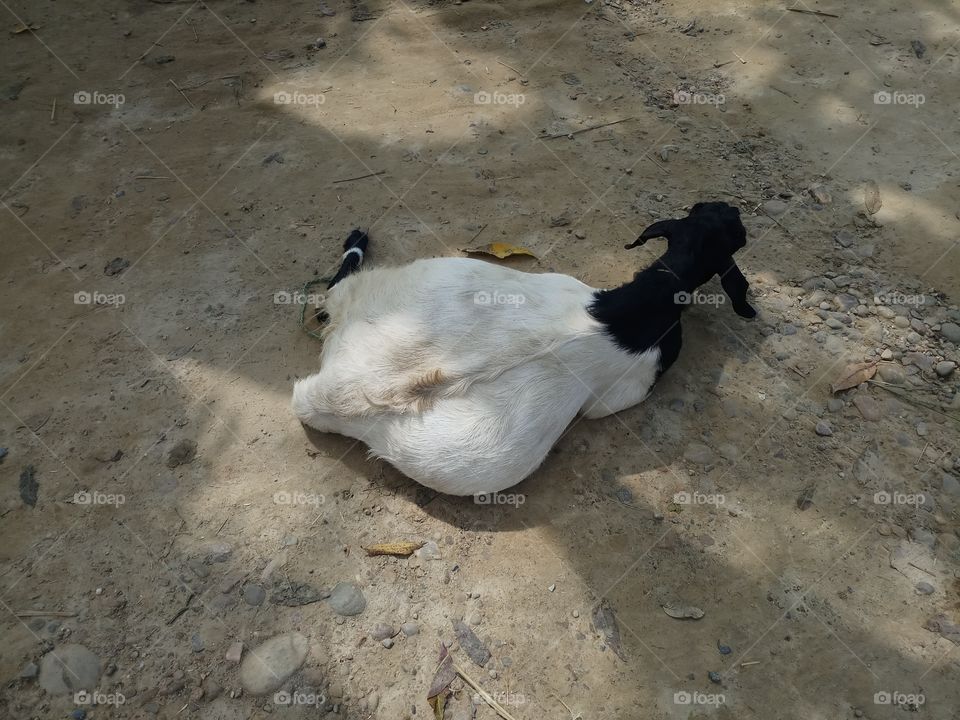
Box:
16;610;78;618
496;58;524;76
644;153;668;173
787;7;840;19
135;175;171;180
465;223;488;245
740;660;761;667
733;51;748;64
331;170;386;184
169;79;194;108
50;98;56;122
868;380;960;423
538;116;636;140
769;85;800;104
452;660;520;720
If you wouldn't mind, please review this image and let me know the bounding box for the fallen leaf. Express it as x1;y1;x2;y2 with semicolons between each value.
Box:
592;599;626;659
462;242;538;260
363;541;424;557
830;361;877;394
662;603;704;620
426;645;455;719
864;180;882;215
12;23;41;33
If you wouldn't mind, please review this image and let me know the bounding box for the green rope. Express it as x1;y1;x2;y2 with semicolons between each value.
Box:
297;277;331;342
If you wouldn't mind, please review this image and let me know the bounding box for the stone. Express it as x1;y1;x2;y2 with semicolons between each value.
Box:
814;421;833;437
718;443;740;461
852;395;883;421
370;624;395;641
939;322;960;344
453;620;491;667
903;352;935;373
877;364;906;385
915;582;935;595
225;641;244;663
935;361;956;378
239;633;309;695
243;584;266;606
166;439;197;468
400;622;419;637
38;644;101;694
909;527;936;549
942;474;960;497
19;661;39;679
418;541;442;560
834;229;856;247
191;634;205;652
683;442;715;465
328;582;366;616
270;579;323;607
763;199;788;216
827;398;844;413
203;541;233;563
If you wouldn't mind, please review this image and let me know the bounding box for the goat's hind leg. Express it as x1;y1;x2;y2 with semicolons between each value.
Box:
327;229;369;289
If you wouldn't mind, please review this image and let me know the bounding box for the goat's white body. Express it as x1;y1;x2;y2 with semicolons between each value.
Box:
293;258;659;495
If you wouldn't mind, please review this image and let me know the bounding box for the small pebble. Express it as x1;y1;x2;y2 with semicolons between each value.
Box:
381;638;394;649
708;671;722;684
815;421;833;437
915;581;935;595
718;644;732;655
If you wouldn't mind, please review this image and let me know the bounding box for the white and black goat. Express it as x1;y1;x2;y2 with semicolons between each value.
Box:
293;202;756;496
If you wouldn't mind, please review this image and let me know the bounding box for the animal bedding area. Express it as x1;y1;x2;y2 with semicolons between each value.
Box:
1;0;959;718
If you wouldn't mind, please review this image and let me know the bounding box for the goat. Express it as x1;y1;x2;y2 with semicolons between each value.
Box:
293;202;756;496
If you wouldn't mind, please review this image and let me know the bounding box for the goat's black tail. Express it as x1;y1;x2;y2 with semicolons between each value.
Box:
327;229;369;289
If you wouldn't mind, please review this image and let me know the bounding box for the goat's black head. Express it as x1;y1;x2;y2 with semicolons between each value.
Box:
626;201;756;318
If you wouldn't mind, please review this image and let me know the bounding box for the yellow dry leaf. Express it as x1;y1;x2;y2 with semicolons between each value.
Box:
363;541;424;557
830;361;878;394
462;242;538;259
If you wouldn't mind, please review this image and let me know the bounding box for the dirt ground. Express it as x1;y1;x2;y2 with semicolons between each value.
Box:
2;0;959;718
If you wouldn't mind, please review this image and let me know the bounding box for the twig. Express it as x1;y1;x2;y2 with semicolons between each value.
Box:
733;51;748;64
134;175;171;180
16;610;78;618
496;58;524;76
332;170;386;184
868;380;960;423
169;79;194;108
166;591;195;625
908;561;936;577
787;7;839;19
740;660;761;667
769;85;800;104
452;660;520;720
465;223;488;245
50;98;56;122
538;117;636;140
714;60;734;68
643;153;668;173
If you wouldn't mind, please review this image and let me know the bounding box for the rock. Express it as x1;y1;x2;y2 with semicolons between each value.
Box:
225;641;243;663
942;474;960;497
915;581;935;595
203;541;233;563
904;352;935;373
827;398;844;413
763;199;788;216
19;465;38;507
166;439;197;468
190;634;205;652
940;322;960;344
19;661;39;679
834;229;856;248
708;670;722;684
935;361;956;378
239;632;309;695
104;257;129;276
381;638;394;649
400;622;419;637
328;582;366;616
877;364;906;385
418;541;442;561
814;421;833;437
852;395;883;421
453;620;491;667
825;317;844;330
370;624;395;641
880;348;894;360
683;442;715;465
718;443;740;461
835;294;858;311
909;527;936;549
38;644;101;694
243;584;266;606
808;184;831;204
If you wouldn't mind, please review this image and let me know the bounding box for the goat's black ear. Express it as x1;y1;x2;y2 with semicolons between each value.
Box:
719;259;756;318
626;219;677;249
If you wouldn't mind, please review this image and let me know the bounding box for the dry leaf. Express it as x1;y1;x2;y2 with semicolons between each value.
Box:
864;180;882;215
362;541;423;557
662;603;704;620
462;242;538;259
830;361;877;394
13;23;41;33
426;645;455;719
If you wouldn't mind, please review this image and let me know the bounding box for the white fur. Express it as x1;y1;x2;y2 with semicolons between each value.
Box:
293;258;659;495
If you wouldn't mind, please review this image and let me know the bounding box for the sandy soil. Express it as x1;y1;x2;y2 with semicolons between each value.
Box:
1;1;959;719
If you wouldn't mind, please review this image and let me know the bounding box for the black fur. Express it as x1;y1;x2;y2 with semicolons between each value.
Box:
589;202;755;377
327;229;369;289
